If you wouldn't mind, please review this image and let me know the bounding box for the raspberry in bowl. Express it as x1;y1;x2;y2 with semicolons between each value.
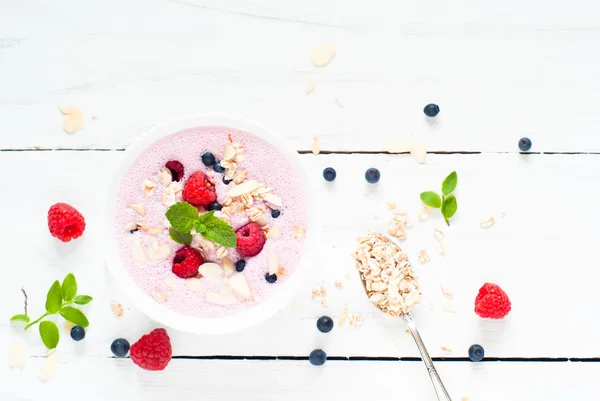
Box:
104;114;316;334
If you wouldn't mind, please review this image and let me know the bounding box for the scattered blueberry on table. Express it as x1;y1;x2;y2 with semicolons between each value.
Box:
468;344;485;362
70;326;85;341
323;167;336;182
235;260;246;272
423;103;440;117
265;273;278;283
518;137;532;152
213;161;225;173
207;201;222;211
111;338;131;358
365;168;380;184
201;152;216;166
271;209;281;218
316;316;334;333
309;349;327;366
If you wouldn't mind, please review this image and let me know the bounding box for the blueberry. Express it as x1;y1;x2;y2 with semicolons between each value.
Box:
365;168;380;184
316;316;334;333
271;210;281;218
201;152;216;167
423;103;440;117
129;227;139;234
309;349;327;366
70;326;85;341
518;137;532;152
468;344;485;362
236;260;246;272
213;162;225;173
111;338;130;358
265;273;277;283
208;201;222;211
323;167;336;182
223;177;232;185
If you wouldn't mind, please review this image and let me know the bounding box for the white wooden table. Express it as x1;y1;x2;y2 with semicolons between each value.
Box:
2;0;600;399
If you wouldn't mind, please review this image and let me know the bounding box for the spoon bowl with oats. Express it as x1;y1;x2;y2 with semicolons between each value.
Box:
353;233;452;401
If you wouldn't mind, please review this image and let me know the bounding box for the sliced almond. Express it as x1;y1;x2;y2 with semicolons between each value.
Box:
268;248;279;275
147;243;171;261
198;262;223;278
186;278;204;293
164;278;178;290
480;217;495;228
229;273;251;298
142;179;156;197
148;226;165;235
433;228;444;242
64;321;74;334
39;350;59;382
206;292;237;306
310;43;336;67
436;243;446;256
124;222;138;232
418;206;430;221
8;344;25;368
306;77;315;94
233;171;248;184
223;144;236;161
129;203;146;217
219;279;233;295
247;207;268;227
228;180;259;197
382;138;412;153
312;137;320;155
58;104;72;114
266;226;280;240
216;246;228;259
144;236;159;253
159;167;172;185
441;284;453;298
410;143;427;164
222;257;235;276
393;205;408;215
131;237;147;262
63;116;78;134
152;289;167;303
263;193;283;207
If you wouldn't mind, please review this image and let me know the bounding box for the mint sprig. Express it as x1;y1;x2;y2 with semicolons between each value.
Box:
10;273;93;350
420;171;458;226
166;202;237;248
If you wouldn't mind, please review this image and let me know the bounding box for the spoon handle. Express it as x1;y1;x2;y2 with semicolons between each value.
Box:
402;313;453;401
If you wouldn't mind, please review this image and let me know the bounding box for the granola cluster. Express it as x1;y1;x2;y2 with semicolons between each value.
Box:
353;233;421;316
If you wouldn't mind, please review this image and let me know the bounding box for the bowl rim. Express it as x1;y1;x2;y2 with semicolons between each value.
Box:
103;113;317;334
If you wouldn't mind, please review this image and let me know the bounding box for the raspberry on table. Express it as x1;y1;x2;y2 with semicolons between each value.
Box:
474;283;511;319
235;222;266;257
172;246;203;278
130;328;172;371
47;203;86;242
182;172;216;208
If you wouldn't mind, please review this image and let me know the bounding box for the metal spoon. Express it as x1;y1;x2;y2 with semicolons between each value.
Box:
355;234;452;401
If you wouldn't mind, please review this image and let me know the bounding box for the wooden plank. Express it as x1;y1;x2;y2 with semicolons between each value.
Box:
1;152;599;358
1;0;600;151
2;357;599;401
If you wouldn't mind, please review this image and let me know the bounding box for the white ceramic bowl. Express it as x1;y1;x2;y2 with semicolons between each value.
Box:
104;114;317;335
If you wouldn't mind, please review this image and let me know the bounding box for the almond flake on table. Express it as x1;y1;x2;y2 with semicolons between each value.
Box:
410;143;427;164
441;346;453;353
382;138;412;153
8;344;25;368
338;310;349;327
111;302;124;317
442;301;456;313
418;206;430;221
310;43;336;67
39;350;59;382
306;77;315;94
417;249;430;264
436;243;446;256
59;104;84;134
433;228;444;242
441;284;453;298
64;321;74;334
480;216;495;228
311;136;320;155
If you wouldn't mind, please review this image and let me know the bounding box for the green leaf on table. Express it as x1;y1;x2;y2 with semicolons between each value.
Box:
165;202;199;232
45;281;62;313
441;195;458;224
10;314;30;323
39;321;59;350
169;227;193;246
420;191;442;208
59;306;89;327
61;273;77;302
195;211;236;248
73;295;93;305
441;171;458;196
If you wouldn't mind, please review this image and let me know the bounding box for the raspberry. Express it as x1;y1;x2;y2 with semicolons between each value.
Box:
474;283;511;319
165;160;184;182
130;328;172;371
172;246;203;278
236;222;266;257
182;172;216;208
47;203;86;242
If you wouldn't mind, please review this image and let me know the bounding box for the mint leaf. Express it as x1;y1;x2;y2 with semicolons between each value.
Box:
169;227;193;246
45;281;62;313
195;212;236;248
73;295;93;305
441;195;458;225
39;321;59;349
59;306;89;327
166;202;199;232
420;192;442;208
61;273;77;302
10;314;30;323
441;171;458;196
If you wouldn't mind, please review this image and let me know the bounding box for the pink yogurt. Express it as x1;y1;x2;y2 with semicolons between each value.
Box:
114;127;308;318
